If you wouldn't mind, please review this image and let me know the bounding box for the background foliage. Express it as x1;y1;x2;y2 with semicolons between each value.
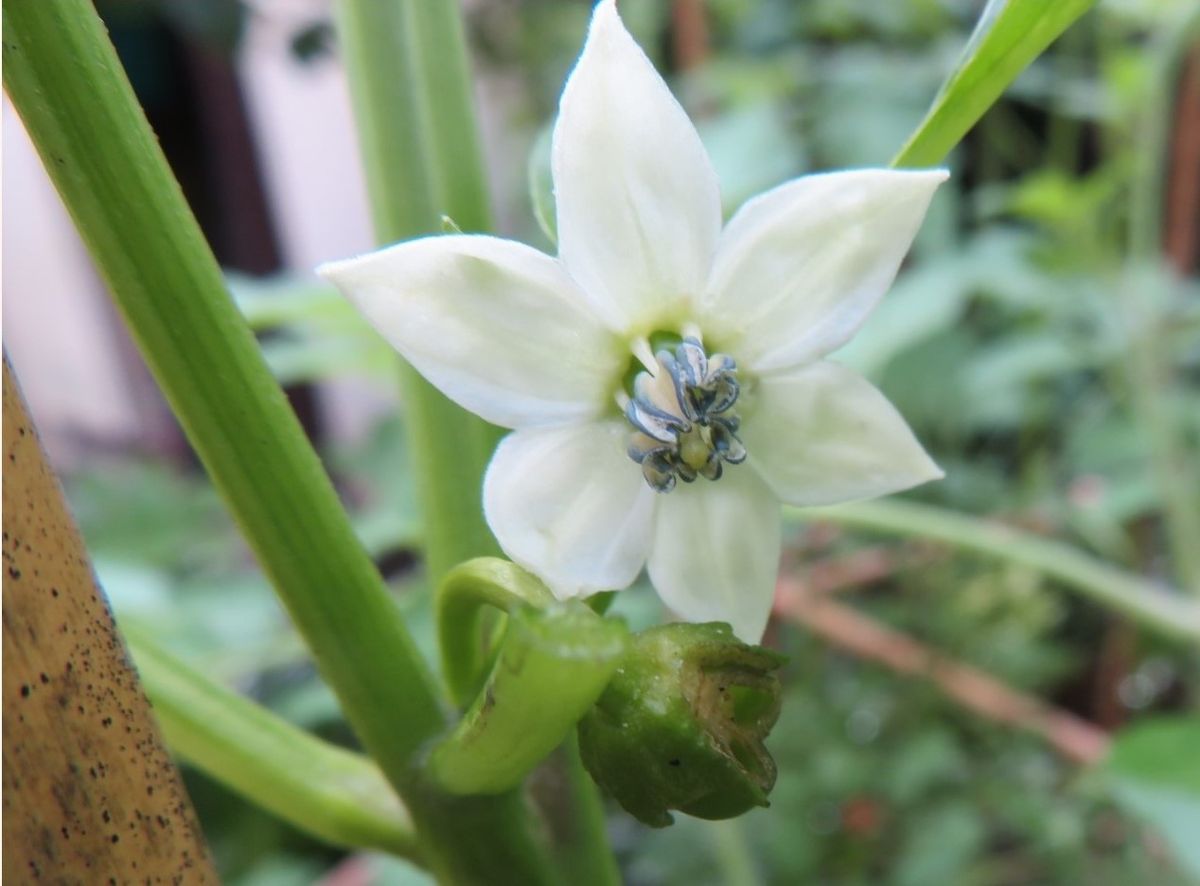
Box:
55;0;1200;882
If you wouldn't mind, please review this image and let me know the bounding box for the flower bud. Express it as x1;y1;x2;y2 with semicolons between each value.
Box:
577;622;785;827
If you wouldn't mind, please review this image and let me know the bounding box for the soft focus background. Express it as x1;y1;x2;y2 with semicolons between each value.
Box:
4;0;1199;883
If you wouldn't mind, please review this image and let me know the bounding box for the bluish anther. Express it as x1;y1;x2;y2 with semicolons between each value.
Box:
625;337;746;492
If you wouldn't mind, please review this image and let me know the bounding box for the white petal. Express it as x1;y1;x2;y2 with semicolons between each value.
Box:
484;421;656;597
648;465;781;643
319;235;621;429
703;169;948;372
742;361;942;507
553;0;721;332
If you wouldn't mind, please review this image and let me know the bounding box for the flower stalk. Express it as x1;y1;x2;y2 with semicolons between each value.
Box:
428;584;628;794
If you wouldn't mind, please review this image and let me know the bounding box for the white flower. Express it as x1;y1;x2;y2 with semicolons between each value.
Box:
319;0;946;642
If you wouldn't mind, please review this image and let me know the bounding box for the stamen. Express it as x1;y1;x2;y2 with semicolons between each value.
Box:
624;337;746;493
631;337;657;373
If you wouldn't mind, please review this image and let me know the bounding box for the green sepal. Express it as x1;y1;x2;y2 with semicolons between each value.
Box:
578;623;786;827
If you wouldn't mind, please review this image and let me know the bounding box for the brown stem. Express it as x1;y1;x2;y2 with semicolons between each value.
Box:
2;356;216;882
773;577;1111;766
671;0;710;71
1165;48;1200;273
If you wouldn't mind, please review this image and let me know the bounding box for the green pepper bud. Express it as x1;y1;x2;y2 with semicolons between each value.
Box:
577;622;785;827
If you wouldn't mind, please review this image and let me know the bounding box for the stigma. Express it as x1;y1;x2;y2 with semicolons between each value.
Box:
624;337;747;493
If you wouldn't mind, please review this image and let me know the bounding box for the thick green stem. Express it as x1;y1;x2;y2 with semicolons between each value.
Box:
2;0;446;797
793;501;1200;642
334;0;497;583
124;625;420;862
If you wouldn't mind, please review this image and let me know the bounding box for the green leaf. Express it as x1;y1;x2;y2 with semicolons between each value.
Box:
124;624;421;861
892;0;1097;167
1106;716;1200;878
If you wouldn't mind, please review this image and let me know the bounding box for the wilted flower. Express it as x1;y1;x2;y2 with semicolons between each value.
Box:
577;622;785;827
320;0;945;641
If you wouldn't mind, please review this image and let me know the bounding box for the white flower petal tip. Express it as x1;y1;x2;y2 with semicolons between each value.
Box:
647;466;781;644
317;234;622;430
704;168;951;373
743;361;944;508
552;0;721;332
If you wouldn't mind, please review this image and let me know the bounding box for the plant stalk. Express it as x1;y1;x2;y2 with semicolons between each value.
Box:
793;500;1200;641
125;625;421;861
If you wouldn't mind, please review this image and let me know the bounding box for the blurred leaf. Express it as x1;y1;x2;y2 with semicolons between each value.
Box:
811;44;948;167
259;334;395;385
228;274;351;331
836;260;969;377
696;100;803;214
527;125;557;246
1106;716;1200;878
894;801;986;886
894;0;1097;166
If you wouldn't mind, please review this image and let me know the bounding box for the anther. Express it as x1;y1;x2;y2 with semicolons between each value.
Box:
624;337;746;492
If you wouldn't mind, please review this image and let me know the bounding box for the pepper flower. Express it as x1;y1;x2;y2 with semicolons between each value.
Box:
319;0;946;642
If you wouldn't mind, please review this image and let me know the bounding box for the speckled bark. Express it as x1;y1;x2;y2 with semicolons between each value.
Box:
2;357;216;884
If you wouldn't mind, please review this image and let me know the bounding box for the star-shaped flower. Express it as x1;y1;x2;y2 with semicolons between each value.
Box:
319;0;946;641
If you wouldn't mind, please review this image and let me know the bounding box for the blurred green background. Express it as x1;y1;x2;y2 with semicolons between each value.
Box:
41;0;1200;882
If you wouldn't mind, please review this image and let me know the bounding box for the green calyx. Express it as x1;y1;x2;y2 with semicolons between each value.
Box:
577;623;786;827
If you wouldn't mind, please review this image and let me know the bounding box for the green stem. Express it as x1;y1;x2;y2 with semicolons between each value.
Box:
428;601;627;795
124;625;421;862
532;736;622;886
333;3;569;879
711;819;761;886
405;1;495;235
437;558;556;705
792;500;1200;642
2;0;446;793
334;0;497;584
1123;7;1200;593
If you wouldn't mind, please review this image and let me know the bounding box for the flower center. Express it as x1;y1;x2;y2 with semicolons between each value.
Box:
624;337;746;493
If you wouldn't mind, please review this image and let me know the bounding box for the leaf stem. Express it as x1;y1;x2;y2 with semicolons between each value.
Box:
124;625;422;861
791;500;1200;642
